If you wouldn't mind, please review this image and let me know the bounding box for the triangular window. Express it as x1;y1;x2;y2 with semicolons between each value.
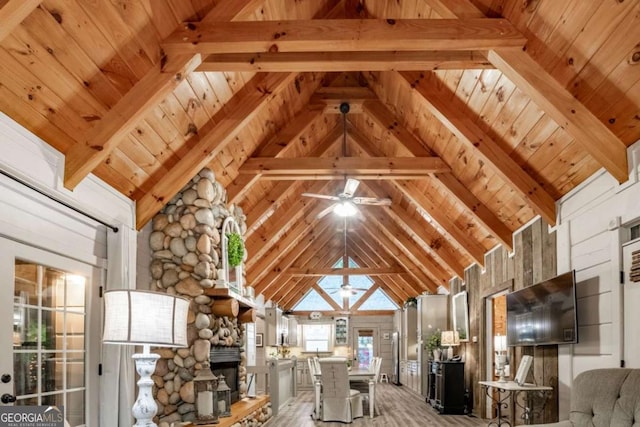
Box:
292;288;335;311
357;288;398;310
292;257;398;312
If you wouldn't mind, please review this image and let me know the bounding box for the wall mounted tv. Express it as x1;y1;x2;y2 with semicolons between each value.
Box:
506;270;578;346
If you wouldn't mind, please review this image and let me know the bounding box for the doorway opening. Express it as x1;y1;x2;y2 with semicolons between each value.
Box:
355;329;374;369
484;287;510;418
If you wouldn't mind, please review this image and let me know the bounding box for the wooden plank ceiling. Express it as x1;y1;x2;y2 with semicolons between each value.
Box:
1;0;639;313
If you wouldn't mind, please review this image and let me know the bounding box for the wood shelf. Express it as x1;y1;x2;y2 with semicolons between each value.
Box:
204;287;256;309
184;395;270;427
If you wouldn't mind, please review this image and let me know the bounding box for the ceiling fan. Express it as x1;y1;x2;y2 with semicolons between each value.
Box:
301;102;392;219
327;217;369;298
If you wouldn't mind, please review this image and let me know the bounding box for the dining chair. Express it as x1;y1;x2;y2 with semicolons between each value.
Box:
350;357;381;413
319;358;364;422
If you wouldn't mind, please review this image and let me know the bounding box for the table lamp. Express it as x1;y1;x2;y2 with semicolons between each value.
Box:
494;334;508;382
440;330;460;360
103;290;189;427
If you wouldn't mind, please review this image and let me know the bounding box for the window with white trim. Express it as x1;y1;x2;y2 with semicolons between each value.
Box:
302;323;333;352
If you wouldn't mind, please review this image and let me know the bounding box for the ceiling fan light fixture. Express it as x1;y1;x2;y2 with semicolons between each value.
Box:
333;200;357;217
339;287;353;298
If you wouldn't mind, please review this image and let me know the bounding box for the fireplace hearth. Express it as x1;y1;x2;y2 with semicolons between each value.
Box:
210;346;241;404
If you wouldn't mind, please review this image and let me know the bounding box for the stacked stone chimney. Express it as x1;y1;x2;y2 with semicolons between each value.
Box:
148;168;249;425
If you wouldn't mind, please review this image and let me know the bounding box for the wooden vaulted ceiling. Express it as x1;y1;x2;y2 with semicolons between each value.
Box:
1;0;639;312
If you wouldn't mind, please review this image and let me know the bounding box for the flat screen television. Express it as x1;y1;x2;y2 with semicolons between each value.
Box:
506;270;578;346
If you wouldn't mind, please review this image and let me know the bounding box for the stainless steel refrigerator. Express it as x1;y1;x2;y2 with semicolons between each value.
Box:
392;331;401;385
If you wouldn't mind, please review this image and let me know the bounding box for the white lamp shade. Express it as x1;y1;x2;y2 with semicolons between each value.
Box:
441;330;460;346
494;334;507;352
103;290;189;347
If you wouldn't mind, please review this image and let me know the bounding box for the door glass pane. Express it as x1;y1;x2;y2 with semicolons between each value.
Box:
13;260;87;426
357;331;374;369
14;352;38;396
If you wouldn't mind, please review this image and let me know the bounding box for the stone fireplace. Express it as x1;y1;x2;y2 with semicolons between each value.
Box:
148;168;250;425
210;346;241;404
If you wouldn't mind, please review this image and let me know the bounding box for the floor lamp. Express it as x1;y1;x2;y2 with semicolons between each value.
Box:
103;290;189;427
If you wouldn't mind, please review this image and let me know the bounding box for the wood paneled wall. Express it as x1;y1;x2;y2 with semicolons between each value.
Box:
450;218;557;424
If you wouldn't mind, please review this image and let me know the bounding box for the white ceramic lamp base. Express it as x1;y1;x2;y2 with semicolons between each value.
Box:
132;351;161;427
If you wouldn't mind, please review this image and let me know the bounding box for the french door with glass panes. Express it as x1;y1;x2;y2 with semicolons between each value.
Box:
0;238;101;427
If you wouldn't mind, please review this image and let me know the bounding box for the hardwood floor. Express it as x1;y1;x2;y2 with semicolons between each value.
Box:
268;384;486;426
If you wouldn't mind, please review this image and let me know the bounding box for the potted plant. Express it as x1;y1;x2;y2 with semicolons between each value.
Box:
404;296;417;308
426;330;442;360
226;232;244;268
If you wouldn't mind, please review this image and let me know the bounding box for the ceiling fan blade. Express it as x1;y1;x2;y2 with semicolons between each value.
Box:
302;192;340;201
316;204;336;219
352;197;392;206
342;178;360;197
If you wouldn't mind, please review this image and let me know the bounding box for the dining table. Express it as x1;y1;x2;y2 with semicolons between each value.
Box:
313;368;377;419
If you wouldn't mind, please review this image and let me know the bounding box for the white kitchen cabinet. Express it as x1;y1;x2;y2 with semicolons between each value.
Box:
335;317;348;345
288;316;298;346
296;359;313;390
265;307;283;346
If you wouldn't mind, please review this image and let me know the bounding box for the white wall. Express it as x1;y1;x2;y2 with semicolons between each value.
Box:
0;112;137;426
555;140;640;418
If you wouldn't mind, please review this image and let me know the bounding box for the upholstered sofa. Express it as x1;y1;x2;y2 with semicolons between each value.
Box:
530;368;640;427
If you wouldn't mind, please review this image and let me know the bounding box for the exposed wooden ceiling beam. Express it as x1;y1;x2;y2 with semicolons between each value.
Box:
246;181;335;264
351;122;485;266
309;87;377;114
62;0;260;191
292;310;396;316
266;229;339;304
361;100;513;250
361;208;451;286
238;157;449;176
285;267;405;276
250;209;334;291
347;233;420;304
399;70;557;226
255;174;433;181
267;228;340;304
276;234;344;308
161;19;526;55
348;123;487;265
0;0;42;43
397;179;486;264
280;234;408;310
135;72;295;229
432;172;513;250
243;126;343;237
349;284;380;311
347;236;410;304
244;182;296;237
226;107;327;204
361;181;467;278
64;56;201;190
358;217;440;293
197;50;494;72
425;0;628;183
487;49;628;183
